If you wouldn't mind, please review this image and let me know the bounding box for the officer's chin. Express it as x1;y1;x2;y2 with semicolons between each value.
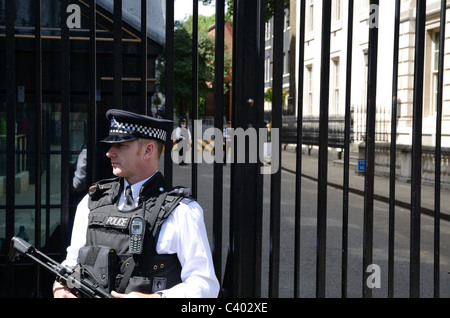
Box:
111;167;123;177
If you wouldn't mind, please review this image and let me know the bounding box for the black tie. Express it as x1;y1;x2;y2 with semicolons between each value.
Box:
122;186;134;211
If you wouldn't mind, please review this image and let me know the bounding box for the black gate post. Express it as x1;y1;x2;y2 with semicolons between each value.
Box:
363;0;379;298
221;0;265;298
316;0;332;298
164;0;174;186
5;0;16;298
410;0;426;298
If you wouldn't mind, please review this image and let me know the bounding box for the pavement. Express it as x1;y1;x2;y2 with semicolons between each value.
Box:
280;144;450;219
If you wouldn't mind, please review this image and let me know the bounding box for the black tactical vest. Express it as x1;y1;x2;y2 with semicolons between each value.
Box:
82;171;190;294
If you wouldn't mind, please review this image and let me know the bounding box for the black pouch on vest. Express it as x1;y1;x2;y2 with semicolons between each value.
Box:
78;245;120;292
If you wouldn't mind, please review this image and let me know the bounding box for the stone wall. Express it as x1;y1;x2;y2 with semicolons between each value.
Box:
358;142;450;189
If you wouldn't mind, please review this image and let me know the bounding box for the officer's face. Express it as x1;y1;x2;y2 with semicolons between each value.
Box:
106;140;143;181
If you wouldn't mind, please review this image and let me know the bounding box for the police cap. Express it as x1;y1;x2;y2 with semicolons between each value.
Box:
101;109;173;144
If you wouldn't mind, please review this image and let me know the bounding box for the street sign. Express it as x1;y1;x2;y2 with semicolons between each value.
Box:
358;159;366;173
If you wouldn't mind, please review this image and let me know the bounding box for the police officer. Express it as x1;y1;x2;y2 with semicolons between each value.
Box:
174;117;191;165
223;120;232;164
53;109;220;298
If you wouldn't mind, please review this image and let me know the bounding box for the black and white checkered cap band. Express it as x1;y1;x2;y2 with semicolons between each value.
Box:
110;118;167;141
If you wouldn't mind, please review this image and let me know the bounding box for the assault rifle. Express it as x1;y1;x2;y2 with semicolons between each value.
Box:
8;236;113;298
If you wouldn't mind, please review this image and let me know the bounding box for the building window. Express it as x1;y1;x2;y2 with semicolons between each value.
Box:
431;31;440;116
361;0;370;13
265;21;271;40
284;8;290;31
308;0;314;32
284;51;290;76
360;0;370;23
306;65;313;115
424;29;441;118
265;57;271;83
332;0;342;23
363;49;369;106
270;60;273;82
332;58;340;115
264;58;268;83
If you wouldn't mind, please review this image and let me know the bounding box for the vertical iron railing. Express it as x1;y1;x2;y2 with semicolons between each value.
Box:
164;0;175;186
269;0;283;298
213;0;225;283
256;0;266;298
342;0;354;299
113;0;123;110
61;0;71;252
294;0;306;299
191;0;199;199
388;0;401;298
88;0;98;184
222;0;265;298
34;0;43;296
5;0;16;298
316;0;331;298
362;0;379;298
141;0;148;114
410;0;426;298
434;0;447;299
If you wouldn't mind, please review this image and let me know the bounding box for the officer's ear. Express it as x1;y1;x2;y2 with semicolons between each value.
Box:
137;138;154;159
143;141;155;159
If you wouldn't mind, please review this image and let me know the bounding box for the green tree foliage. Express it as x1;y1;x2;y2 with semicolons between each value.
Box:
212;0;290;22
157;14;231;118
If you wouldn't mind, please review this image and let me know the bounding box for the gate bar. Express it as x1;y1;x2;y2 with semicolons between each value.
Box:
60;0;71;252
88;0;98;184
269;0;284;298
113;0;123;109
191;0;198;199
164;0;175;186
222;0;264;297
294;0;306;298
342;0;354;298
388;0;401;298
5;0;16;298
410;0;426;298
141;0;147;114
362;0;379;298
434;0;447;298
213;0;225;282
256;0;265;297
34;0;43;296
316;0;331;298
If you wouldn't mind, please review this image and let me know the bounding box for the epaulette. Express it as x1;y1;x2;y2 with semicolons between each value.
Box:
167;186;195;205
88;177;120;200
167;186;191;198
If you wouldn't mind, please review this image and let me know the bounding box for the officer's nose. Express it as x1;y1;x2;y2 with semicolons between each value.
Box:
106;145;116;158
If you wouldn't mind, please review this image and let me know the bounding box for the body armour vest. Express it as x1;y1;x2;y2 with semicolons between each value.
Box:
82;171;190;294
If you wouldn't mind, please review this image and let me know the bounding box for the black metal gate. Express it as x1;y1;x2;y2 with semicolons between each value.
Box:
0;0;448;298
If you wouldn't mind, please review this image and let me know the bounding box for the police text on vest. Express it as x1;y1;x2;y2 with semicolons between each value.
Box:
105;216;129;229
